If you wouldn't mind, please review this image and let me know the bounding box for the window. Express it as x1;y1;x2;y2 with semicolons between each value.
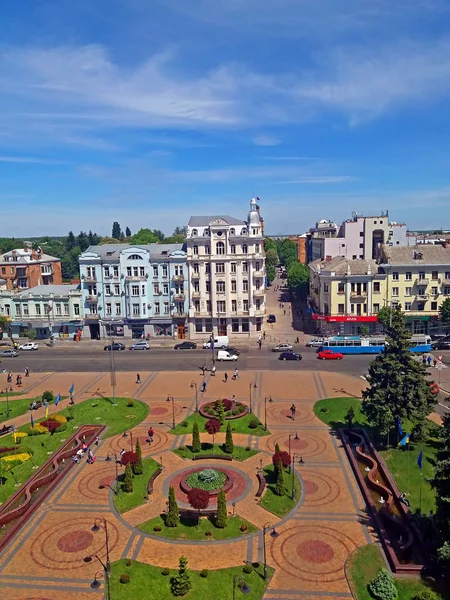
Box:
142;303;146;315
127;267;132;276
35;303;41;316
217;300;226;313
230;228;235;235
206;300;212;312
88;285;97;295
153;283;160;294
230;244;236;254
216;281;225;293
373;303;380;313
241;319;249;332
115;303;121;316
432;287;438;295
255;261;261;271
206;281;211;292
431;301;438;311
255;299;261;310
359;243;364;249
205;245;210;254
153;266;158;277
114;284;120;295
418;287;426;295
405;272;412;280
164;302;169;314
204;319;213;332
163;283;169;294
323;283;329;292
64;303;69;315
352;255;357;260
141;285;145;295
255;279;262;290
194;300;200;312
338;303;345;314
338;283;344;293
154;302;160;315
392;287;399;297
444;287;450;295
192;229;198;236
106;303;112;315
373;282;380;292
231;299;237;312
231;263;237;274
132;285;139;296
216;263;225;274
132;303;140;316
1;267;4;274
133;267;138;277
129;254;143;260
23;304;29;316
216;241;225;255
419;271;426;280
241;227;247;235
392;272;399;281
55;304;62;316
232;318;239;332
243;299;249;311
242;262;248;273
162;265;168;277
193;263;199;274
243;280;249;292
205;264;210;274
242;244;248;254
350;303;355;314
360;231;364;237
193;282;200;293
195;319;202;332
74;304;80;316
231;279;237;292
445;272;450;279
417;303;425;312
255;243;260;253
140;267;145;277
113;266;119;277
432;271;438;280
104;267;110;277
105;284;111;295
405;287;412;296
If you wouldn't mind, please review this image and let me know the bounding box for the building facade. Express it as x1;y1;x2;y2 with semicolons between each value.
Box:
78;244;188;339
186;199;266;340
0;247;62;291
0;284;83;339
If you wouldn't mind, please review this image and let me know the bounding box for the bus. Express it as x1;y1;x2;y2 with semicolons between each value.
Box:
318;335;431;355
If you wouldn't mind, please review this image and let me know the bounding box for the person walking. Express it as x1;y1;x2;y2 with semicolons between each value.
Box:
201;380;207;393
201;364;206;376
427;355;432;366
24;366;30;377
290;404;297;421
263;331;266;340
232;368;239;380
16;374;20;386
136;373;141;384
211;365;216;377
224;373;228;383
7;372;12;384
147;427;154;444
258;339;262;349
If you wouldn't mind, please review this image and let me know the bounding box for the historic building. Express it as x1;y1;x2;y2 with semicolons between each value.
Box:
0;246;62;291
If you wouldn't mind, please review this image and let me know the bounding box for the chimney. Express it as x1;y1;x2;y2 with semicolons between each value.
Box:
325;255;332;262
347;263;351;276
367;262;372;276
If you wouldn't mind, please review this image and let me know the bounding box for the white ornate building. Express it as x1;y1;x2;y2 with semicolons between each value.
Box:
186;198;266;340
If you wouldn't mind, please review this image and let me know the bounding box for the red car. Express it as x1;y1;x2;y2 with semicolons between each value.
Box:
317;349;344;360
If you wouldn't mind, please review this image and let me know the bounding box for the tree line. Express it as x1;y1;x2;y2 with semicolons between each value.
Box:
264;237;309;295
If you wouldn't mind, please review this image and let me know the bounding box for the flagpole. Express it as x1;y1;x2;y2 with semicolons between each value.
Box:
419;472;423;515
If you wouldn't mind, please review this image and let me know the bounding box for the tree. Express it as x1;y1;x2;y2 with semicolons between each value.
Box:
377;306;391;329
166;486;180;527
133;439;143;475
278;239;297;266
129;228;159;245
125;227;132;238
266;264;276;285
0;316;14;345
24;328;37;340
215;399;226;425
359;324;370;337
152;229;165;242
77;231;89;251
265;247;279;267
274;443;280;453
216;489;227;528
362;307;435;436
224;422;234;454
345;406;355;429
205;418;221;446
67;231;76;251
275;459;286;496
440;298;450;324
287;261;308;290
430;412;450;566
123;462;133;493
171;556;192;597
192;421;201;453
121;451;139;467
112;222;122;240
173;226;187;236
187;488;210;510
368;568;397;600
272;450;291;470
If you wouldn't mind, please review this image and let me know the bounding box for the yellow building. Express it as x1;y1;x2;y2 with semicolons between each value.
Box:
308;245;450;335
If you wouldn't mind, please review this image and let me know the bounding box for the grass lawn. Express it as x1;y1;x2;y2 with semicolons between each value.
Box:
0;391;24;398
0;398;37;423
0;396;149;505
259;464;300;518
313;397;367;429
173;443;258;462
113;457;160;513
347;543;448;599
110;559;273;600
170;412;270;437
138;513;258;540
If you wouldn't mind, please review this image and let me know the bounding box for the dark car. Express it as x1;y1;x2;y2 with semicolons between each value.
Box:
279;351;302;361
174;341;197;350
0;349;19;357
432;340;450;350
104;342;125;351
267;314;276;323
224;346;240;356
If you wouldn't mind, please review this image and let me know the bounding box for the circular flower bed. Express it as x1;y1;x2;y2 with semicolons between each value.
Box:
186;468;227;491
199;398;249;420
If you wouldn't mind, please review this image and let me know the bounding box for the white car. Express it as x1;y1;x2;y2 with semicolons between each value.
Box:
272;343;293;353
19;342;39;351
129;340;150;350
306;339;324;347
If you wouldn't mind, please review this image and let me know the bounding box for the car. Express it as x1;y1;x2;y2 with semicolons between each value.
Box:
0;349;18;357
217;349;238;361
272;343;293;352
267;314;276;323
202;336;229;349
104;342;125;351
432;340;450;350
279;351;302;361
174;341;197;350
129;341;150;350
224;346;240;356
18;342;38;351
317;349;344;360
306;338;324;347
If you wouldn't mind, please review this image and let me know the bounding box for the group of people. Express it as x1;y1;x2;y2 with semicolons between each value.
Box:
3;368;29;387
72;440;96;464
422;354;440;368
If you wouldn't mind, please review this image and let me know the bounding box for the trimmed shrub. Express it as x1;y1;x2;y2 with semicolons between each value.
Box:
52;414;67;423
127;399;135;407
121;451;139;467
119;573;130;584
42;390;54;404
125;558;132;567
171;556;192;597
215;399;226;425
28;424;48;436
67;406;75;421
412;593;439;600
240;524;248;532
274;443;280;453
192;421;201;453
40;419;61;433
187;487;210;510
200;569;208;578
236;403;246;414
0;446;20;455
275;459;286;496
123;462;133;493
272;451;291;470
245;446;251;452
133;440;143;475
0;452;32;463
224;422;234;454
166;486;180;527
161;567;170;576
231;408;240;416
154;525;162;532
13;432;28;443
368;568;398;600
248;420;259;429
181;421;188;427
243;563;253;574
216;489;227;528
179;445;185;451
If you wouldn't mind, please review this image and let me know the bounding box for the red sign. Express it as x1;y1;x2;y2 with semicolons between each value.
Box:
312;315;378;323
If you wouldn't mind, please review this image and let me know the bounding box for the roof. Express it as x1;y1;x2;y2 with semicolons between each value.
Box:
188;216;245;227
310;256;379;276
0;249;60;264
15;284;81;298
82;243;184;260
382;244;450;265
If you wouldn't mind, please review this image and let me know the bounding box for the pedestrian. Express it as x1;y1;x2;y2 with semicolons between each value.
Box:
120;448;126;456
433;357;437;367
224;373;228;383
25;366;30;377
136;373;141;384
201;364;206;376
147;427;154;443
263;331;266;340
69;392;74;405
290;404;296;421
7;372;12;384
211;365;216;377
427;355;432;366
94;436;99;446
283;309;286;316
16;374;20;386
296;337;299;344
422;354;427;365
201;380;207;392
232;368;239;380
258;339;262;349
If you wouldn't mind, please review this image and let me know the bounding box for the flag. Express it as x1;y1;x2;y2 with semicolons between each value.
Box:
30;413;35;429
396;417;403;437
43;398;48;408
55;393;61;406
45;406;49;418
398;433;410;447
69;384;74;395
417;450;423;469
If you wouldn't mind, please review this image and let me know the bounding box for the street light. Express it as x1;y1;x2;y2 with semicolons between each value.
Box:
264;395;272;430
233;575;251;600
90;570;103;589
262;522;279;580
288;431;298;471
109;338;117;407
291;453;302;500
248;382;257;414
86;517;111;600
166;395;175;429
105;452;119;495
190;381;198;412
5;386;10;417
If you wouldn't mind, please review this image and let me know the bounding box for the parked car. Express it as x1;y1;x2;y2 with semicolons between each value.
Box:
217;349;238;361
279;351;302;361
174;341;197;350
272;343;293;353
267;314;276;323
203;336;229;349
317;349;343;360
104;342;125;351
224;346;240;356
18;342;38;351
432;340;450;350
0;349;18;357
306;338;324;347
129;340;150;350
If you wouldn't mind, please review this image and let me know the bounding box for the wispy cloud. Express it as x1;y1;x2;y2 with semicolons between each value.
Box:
0;155;65;164
272;176;357;184
261;156;319;161
252;135;281;146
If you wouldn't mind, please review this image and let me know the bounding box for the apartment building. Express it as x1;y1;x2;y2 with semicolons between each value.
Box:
78;243;188;339
0;284;83;339
0;247;62;291
309;244;450;335
186;198;266;340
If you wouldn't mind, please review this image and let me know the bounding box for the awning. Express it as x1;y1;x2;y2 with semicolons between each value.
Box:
312;315;378;323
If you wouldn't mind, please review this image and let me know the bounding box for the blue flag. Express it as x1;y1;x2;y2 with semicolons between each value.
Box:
55;393;61;406
417;450;423;469
69;384;74;394
396;417;403;437
398;433;410;447
30;413;35;429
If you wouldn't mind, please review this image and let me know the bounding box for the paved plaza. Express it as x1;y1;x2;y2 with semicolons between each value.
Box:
0;369;377;600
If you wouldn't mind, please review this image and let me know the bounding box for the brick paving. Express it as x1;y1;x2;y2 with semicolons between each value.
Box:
0;370;375;600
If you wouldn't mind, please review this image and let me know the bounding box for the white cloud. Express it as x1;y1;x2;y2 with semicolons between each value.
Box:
252;135;281;146
0;155;65;164
272;176;356;184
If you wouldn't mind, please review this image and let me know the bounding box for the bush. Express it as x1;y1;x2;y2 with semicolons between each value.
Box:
125;558;132;567
166;486;180;528
171;556;192;597
237;404;246;414
67;406;75;421
161;567;170;576
412;592;439;600
52;414;67;424
187;488;210;510
28;424;48;436
245;446;251;452
127;399;135;407
243;564;253;574
42;390;54;404
40;419;62;433
231;408;240;416
192;421;201;453
123;462;133;493
119;573;130;584
320;407;329;413
248;420;259;429
240;524;248;532
215;398;233;412
200;569;208;578
13;432;28;442
0;446;19;455
179;445;185;451
154;525;162;532
121;451;139;467
272;451;291;469
368;568;398;600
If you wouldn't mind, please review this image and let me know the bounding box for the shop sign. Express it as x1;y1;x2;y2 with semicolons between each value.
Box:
312;314;378;323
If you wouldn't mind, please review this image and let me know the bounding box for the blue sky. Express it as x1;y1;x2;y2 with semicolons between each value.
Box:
1;0;450;236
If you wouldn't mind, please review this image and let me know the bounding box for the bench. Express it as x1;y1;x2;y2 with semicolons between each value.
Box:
30;401;43;410
192;454;232;461
0;425;14;438
147;467;163;495
179;508;217;524
255;472;266;497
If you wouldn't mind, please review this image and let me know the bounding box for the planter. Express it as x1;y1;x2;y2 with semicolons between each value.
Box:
199;400;249;420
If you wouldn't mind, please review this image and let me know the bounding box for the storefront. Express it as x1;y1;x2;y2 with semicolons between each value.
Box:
125;319;150;339
58;321;83;339
102;320;125;337
150;318;173;337
405;315;431;335
312;314;380;336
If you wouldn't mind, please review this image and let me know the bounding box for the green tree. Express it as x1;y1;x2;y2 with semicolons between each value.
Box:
123;462;133;493
265;247;279;267
430;412;450;567
215;489;227;528
362;307;435;436
440;297;450;323
112;222;122;240
24;328;37;340
166;486;180;527
266;264;276;285
133;439;143;475
125;227;132;238
77;231;90;251
377;305;391;329
66;231;76;251
287;261;309;290
173;226;187;236
0;316;14;345
274;443;280;453
171;556;192;597
345;406;355;429
130;228;159;245
368;568;397;600
192;421;201;453
215;399;226;425
152;229;165;241
224;422;234;454
278;238;297;266
359;324;370;337
275;458;286;496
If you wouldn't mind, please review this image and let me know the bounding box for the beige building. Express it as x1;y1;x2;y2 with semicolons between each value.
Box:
309;244;450;335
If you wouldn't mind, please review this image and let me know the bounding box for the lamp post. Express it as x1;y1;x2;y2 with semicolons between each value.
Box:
90;570;104;590
105;452;119;494
109;338;117;407
288;431;298;472
190;381;198;412
89;517;111;600
291;453;302;500
262;522;279;580
249;382;257;414
166;395;175;429
5;386;10;417
264;395;272;431
233;575;251;600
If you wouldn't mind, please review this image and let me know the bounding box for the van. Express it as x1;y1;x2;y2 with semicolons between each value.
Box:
217;349;238;361
203;336;229;349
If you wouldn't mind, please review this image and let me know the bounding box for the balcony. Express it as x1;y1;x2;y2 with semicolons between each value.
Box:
41;267;53;275
86;313;99;320
173;274;185;282
350;291;367;301
174;293;185;301
253;270;264;278
125;275;147;281
192;291;201;298
86;295;98;302
84;276;97;283
254;288;265;296
415;278;429;285
172;311;188;318
443;278;450;286
191;272;200;279
415;293;429;301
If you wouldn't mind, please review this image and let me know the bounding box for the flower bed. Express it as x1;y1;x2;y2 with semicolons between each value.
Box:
180;467;233;497
199;399;249;420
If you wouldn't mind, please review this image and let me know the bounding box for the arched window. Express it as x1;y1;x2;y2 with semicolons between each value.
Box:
205;245;210;254
193;245;199;255
192;229;198;236
241;227;247;235
229;228;235;235
242;244;248;254
128;254;143;260
216;241;225;255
